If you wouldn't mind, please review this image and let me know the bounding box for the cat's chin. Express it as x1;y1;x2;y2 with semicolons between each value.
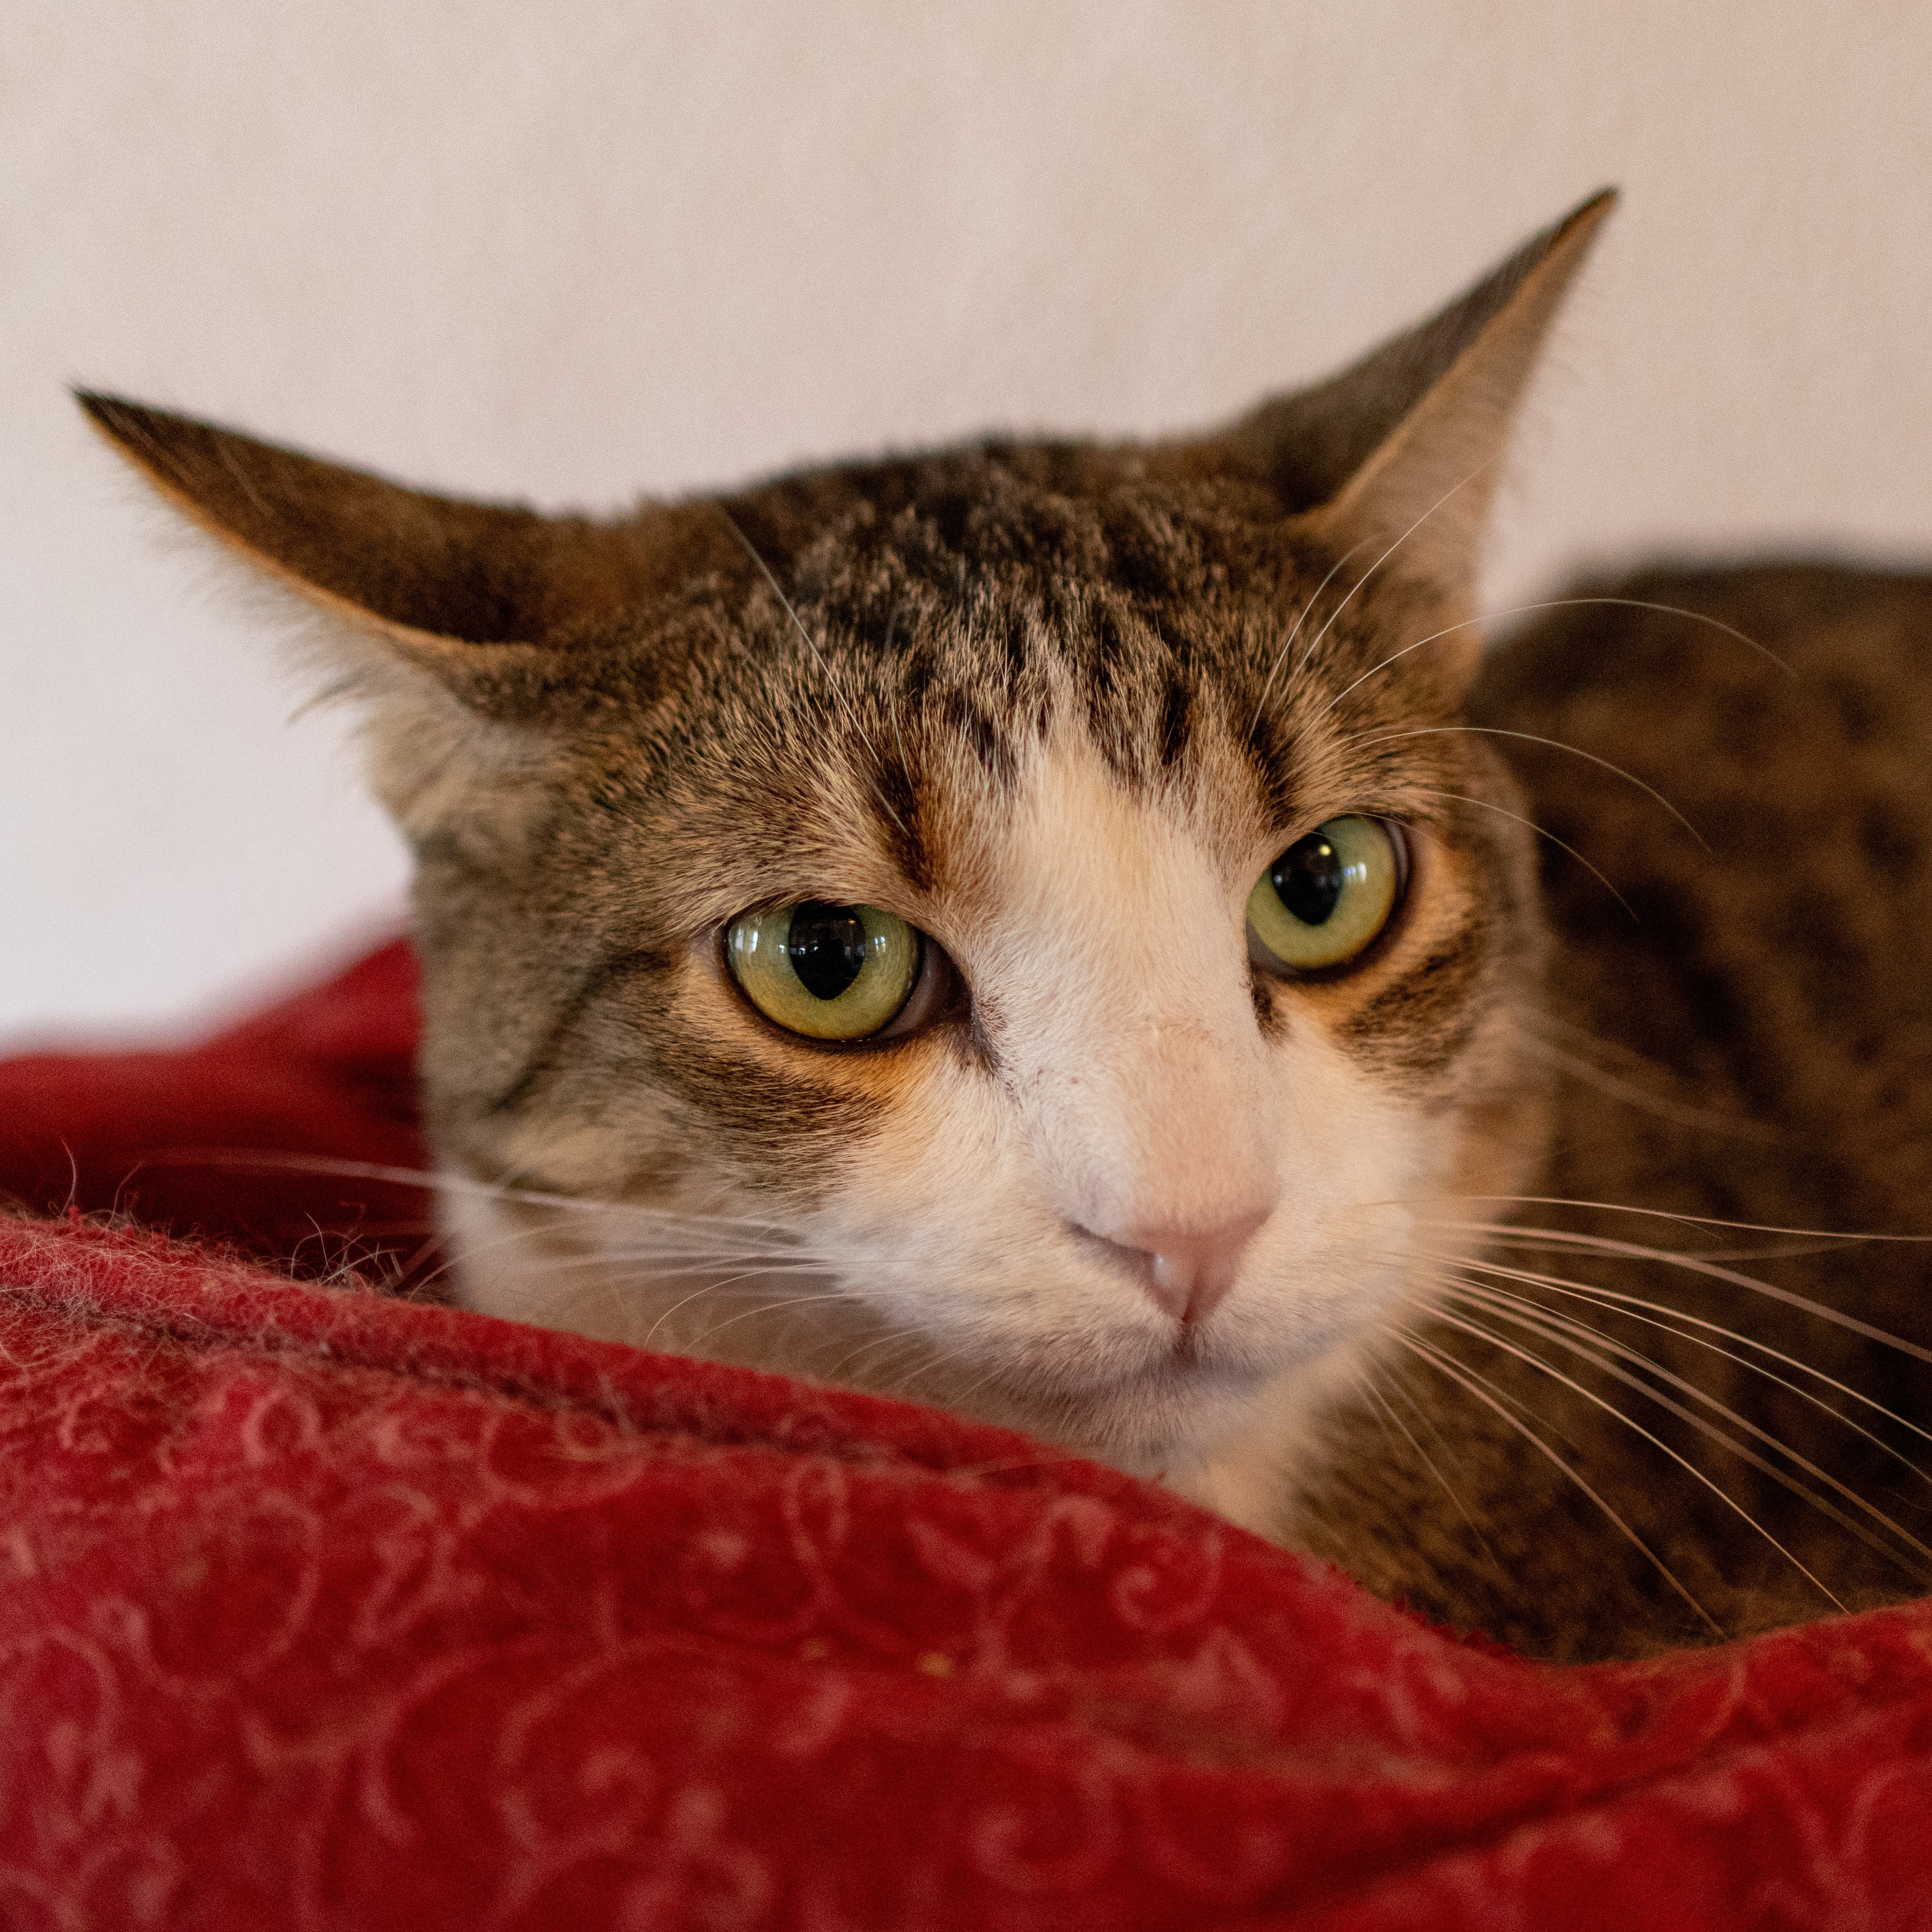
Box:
943;1344;1350;1525
980;1337;1377;1542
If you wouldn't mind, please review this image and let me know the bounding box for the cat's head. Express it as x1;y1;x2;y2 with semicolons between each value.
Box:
83;193;1609;1506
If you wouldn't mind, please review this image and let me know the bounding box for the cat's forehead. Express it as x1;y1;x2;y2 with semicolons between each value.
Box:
641;435;1461;789
610;598;1461;956
731;437;1300;628
527;436;1481;949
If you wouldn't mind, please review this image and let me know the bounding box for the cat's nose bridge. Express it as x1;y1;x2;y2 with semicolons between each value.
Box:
1036;1016;1280;1267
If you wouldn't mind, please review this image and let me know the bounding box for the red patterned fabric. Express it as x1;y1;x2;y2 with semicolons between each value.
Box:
2;946;1930;1930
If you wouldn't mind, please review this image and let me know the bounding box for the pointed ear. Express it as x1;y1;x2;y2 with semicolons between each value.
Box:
75;395;729;833
77;398;606;835
73;393;706;655
1229;189;1616;600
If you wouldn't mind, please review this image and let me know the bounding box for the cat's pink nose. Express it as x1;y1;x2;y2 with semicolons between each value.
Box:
1099;1211;1267;1327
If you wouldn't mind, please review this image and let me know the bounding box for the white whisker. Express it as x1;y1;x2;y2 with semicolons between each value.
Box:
1406;787;1636;918
873;1340;964;1402
1312;595;1793;731
1243;540;1367;745
152;1150;804;1241
1414;1212;1932;1367
1413;1294;1846;1611
1439;1274;1932;1573
687;1290;855;1348
1422;1195;1932;1243
1391;1324;1722;1638
638;1271;829;1349
823;1327;932;1383
1355;1365;1501;1573
714;504;910;837
1288;458;1496;680
1429;1247;1932;1463
1345;723;1709;851
1509;1029;1783;1143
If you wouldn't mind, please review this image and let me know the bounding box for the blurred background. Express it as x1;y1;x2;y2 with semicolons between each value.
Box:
5;2;1929;1039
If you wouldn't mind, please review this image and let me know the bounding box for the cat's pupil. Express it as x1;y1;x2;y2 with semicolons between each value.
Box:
786;903;869;1000
1272;834;1345;927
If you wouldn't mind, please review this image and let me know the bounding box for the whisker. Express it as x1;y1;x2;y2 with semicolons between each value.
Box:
1437;1252;1932;1476
1405;788;1636;919
1243;540;1367;746
872;1339;965;1403
1287;458;1497;681
882;602;917;789
635;1282;734;1352
1381;1344;1550;1453
1508;1029;1783;1143
1498;595;1796;678
1390;1324;1723;1638
1311;595;1794;731
1439;1276;1932;1573
641;1270;834;1350
1419;1196;1932;1244
1354;1365;1406;1457
1413;1214;1932;1367
578;1245;827;1269
920;1345;1039;1419
687;1290;856;1349
1426;1247;1932;1462
421;1211;822;1317
1414;1294;1847;1610
1354;1365;1501;1574
823;1326;933;1384
142;1150;803;1240
1344;724;1709;852
433;1210;808;1287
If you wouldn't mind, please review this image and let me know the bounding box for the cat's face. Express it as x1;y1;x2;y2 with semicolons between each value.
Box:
416;455;1548;1488
419;460;1538;1484
83;192;1607;1514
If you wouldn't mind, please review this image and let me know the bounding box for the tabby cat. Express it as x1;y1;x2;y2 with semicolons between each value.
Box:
82;189;1932;1661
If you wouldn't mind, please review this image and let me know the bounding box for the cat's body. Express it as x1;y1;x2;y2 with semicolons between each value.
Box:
1309;562;1932;1656
83;193;1932;1661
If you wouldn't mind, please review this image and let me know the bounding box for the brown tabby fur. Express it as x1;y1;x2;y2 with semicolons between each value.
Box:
1305;564;1932;1655
79;193;1932;1661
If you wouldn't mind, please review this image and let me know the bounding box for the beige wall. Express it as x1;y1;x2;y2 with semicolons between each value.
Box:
5;2;1929;1033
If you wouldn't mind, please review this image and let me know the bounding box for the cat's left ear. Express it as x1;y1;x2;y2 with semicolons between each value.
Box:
1229;189;1616;607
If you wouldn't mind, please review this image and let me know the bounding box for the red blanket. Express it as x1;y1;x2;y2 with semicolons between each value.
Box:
2;944;1929;1930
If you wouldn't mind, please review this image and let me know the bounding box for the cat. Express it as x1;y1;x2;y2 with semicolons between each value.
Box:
78;187;1932;1662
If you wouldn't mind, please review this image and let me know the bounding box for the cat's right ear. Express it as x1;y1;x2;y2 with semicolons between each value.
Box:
74;394;709;829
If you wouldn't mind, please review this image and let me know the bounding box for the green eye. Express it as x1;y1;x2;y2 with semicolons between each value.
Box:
1247;817;1401;972
726;901;922;1041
